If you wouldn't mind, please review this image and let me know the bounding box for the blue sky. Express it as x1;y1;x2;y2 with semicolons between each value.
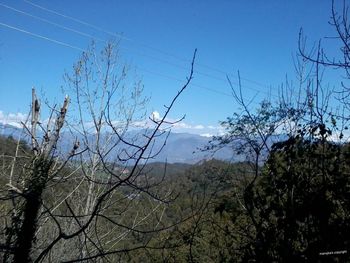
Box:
0;0;341;135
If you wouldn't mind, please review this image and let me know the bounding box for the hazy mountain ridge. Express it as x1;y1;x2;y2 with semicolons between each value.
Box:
0;123;245;164
0;123;282;164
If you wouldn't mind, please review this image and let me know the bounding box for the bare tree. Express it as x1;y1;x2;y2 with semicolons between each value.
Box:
1;42;197;262
299;0;350;125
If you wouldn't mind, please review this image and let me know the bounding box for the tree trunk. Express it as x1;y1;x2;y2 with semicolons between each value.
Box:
13;159;50;263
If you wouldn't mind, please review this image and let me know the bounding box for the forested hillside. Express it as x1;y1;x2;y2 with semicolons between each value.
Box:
0;135;254;262
1;131;349;262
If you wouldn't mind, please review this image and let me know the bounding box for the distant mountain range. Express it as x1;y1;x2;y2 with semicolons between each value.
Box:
0;123;252;164
151;131;238;163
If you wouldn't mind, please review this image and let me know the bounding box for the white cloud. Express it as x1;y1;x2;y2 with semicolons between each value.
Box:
0;111;28;128
130;110;221;135
194;125;205;130
172;122;224;136
200;133;213;138
151;111;161;121
0;109;226;137
145;110;225;136
173;122;192;129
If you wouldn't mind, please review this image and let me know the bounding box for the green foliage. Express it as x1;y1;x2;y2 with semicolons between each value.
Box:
141;160;255;262
2;130;350;262
241;124;350;262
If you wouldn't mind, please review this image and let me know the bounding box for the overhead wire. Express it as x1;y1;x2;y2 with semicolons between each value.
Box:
0;22;84;51
138;67;232;97
0;3;105;42
1;2;273;98
23;0;128;41
0;21;268;108
0;21;235;98
23;0;193;63
0;2;276;102
22;0;275;95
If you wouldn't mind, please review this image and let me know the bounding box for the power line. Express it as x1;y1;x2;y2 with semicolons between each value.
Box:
1;2;276;101
0;22;84;51
23;0;128;41
0;21;235;98
0;21;268;106
0;3;104;42
23;0;193;64
138;67;232;97
2;1;275;97
138;67;271;109
23;0;273;92
117;47;269;95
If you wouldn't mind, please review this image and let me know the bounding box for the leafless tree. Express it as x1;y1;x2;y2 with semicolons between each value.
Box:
299;0;350;127
0;42;197;262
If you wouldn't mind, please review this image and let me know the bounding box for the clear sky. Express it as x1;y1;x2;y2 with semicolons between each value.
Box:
0;0;341;135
